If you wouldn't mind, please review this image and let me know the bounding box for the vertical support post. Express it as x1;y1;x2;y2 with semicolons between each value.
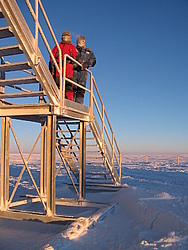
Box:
1;117;10;210
0;57;5;80
102;104;105;150
34;0;39;65
39;85;43;104
0;58;5;107
46;115;56;216
89;73;93;115
101;104;106;165
79;121;86;200
119;153;122;184
112;132;114;168
62;55;66;108
40;120;47;197
59;51;63;110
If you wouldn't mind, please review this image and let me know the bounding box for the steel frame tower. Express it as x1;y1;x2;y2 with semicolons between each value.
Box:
0;0;121;223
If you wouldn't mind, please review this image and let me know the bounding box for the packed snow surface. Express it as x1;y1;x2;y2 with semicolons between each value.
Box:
0;153;188;249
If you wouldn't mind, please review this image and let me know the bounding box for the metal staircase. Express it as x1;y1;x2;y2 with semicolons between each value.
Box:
0;0;122;222
56;119;120;185
0;27;40;102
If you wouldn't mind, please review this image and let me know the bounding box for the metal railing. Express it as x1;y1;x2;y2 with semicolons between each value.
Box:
91;74;121;183
25;0;62;104
62;54;121;183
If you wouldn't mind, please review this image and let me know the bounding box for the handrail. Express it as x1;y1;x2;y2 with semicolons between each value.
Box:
92;76;121;183
62;54;121;183
62;54;91;108
25;0;62;104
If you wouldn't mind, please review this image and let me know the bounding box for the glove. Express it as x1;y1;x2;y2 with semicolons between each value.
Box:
82;62;89;70
73;63;78;70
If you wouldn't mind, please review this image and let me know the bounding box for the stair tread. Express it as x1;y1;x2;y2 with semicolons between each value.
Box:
0;76;38;86
0;62;31;72
0;90;44;99
86;177;111;181
0;26;14;39
0;45;23;56
86;172;109;176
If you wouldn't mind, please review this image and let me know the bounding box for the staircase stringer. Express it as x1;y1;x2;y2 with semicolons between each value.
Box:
0;0;60;107
89;118;119;184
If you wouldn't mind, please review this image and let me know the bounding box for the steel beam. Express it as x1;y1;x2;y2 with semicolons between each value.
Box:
0;117;10;210
79;121;86;200
40;120;47;197
46;115;56;216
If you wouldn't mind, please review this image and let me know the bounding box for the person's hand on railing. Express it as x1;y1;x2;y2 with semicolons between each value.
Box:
81;62;88;70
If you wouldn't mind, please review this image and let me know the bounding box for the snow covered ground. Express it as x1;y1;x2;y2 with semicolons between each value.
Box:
0;153;188;249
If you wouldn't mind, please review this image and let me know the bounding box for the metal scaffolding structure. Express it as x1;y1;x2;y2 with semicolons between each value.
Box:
0;0;121;223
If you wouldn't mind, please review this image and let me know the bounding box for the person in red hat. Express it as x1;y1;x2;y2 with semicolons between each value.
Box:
50;30;78;101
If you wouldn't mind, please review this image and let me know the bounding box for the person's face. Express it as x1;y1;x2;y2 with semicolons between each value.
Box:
62;35;70;42
77;39;85;48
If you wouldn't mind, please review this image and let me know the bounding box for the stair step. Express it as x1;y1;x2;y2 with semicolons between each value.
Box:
0;76;38;87
86;171;107;175
86;144;98;147
0;62;31;72
86;150;100;153
57;121;80;125
0;12;4;19
86;167;107;171
0;45;23;57
86;176;111;181
0;91;44;99
57;136;75;140
56;129;78;133
0;26;14;39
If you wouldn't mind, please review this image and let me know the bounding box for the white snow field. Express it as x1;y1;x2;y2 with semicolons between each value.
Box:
0;153;188;249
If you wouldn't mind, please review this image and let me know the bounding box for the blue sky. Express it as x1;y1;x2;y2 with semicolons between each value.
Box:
1;0;188;154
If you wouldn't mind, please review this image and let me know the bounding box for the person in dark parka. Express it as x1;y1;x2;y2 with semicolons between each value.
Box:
73;36;96;104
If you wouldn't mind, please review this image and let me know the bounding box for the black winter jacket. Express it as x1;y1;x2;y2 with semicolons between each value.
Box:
75;46;96;70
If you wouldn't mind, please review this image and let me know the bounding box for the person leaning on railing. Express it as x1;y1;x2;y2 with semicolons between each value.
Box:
73;36;96;104
49;30;78;101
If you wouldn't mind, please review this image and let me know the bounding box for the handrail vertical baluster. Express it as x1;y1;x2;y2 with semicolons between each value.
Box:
34;0;38;65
